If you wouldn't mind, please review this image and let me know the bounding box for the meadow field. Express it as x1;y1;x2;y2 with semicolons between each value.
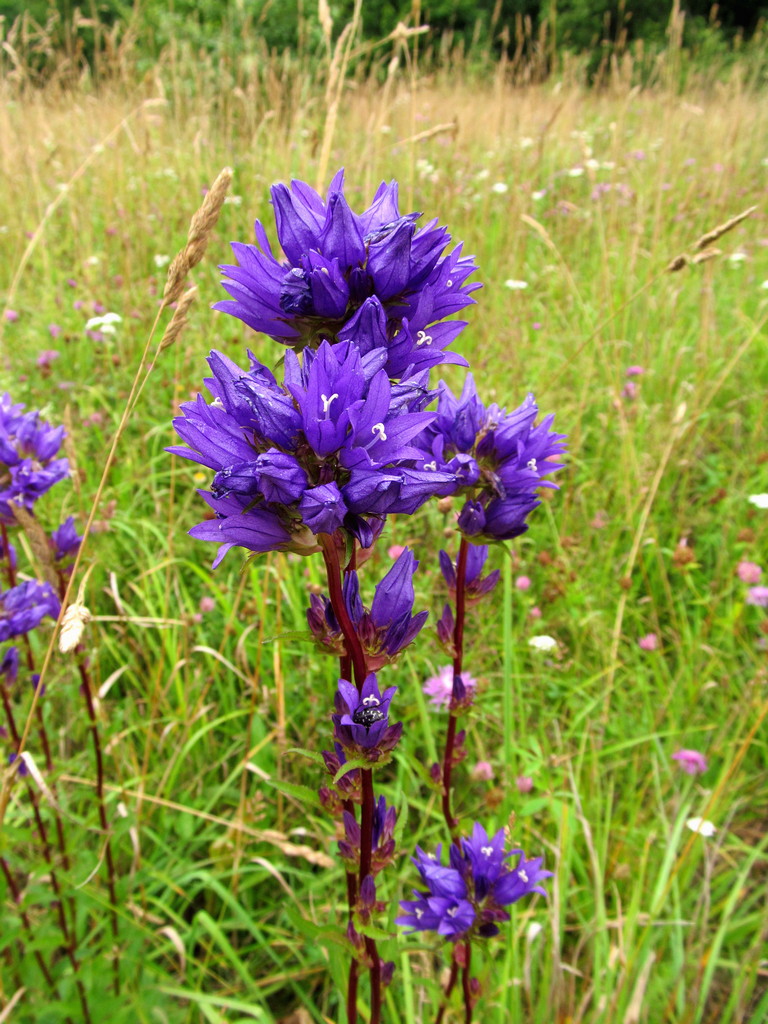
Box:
0;26;767;1024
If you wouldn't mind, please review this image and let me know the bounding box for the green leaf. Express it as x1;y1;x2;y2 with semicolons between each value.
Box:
284;746;327;767
264;776;321;808
333;756;370;784
260;629;314;644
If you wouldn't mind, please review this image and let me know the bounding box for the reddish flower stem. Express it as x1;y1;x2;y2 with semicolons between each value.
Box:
0;855;56;990
0;683;92;1024
320;533;381;1024
435;959;459;1024
461;940;473;1024
77;659;120;995
440;536;469;841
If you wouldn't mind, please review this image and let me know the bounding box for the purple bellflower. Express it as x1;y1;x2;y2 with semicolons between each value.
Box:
0;646;19;686
0;580;61;642
50;516;82;574
0;393;68;521
332;673;402;763
339;794;397;875
416;376;567;543
397;823;551;940
439;545;500;604
307;548;428;669
170;344;457;563
213;170;480;379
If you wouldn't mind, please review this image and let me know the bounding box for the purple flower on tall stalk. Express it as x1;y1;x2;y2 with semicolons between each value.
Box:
415;375;566;542
170;344;457;562
0;646;19;685
213;170;480;379
439;545;500;604
307;549;428;669
397;823;551;940
0;393;68;521
0;580;61;642
50;516;82;572
339;795;397;874
332;674;402;763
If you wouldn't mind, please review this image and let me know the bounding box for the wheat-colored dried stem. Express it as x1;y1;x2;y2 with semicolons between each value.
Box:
162;168;232;306
159;286;197;351
694;204;756;250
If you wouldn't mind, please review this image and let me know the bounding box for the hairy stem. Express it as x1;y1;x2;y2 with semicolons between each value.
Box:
435;959;459;1024
0;684;92;1024
440;536;470;841
321;534;380;1024
78;660;121;995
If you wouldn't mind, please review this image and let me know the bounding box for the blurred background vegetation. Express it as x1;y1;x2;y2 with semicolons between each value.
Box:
1;0;767;90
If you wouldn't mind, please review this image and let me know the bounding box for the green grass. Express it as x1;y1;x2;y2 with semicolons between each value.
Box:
0;44;767;1024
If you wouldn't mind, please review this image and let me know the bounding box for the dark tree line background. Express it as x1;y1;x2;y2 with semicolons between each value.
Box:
1;0;765;69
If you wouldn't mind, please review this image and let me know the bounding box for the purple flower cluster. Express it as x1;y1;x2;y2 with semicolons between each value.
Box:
332;674;402;763
397;823;551;940
0;580;60;643
416;376;567;542
307;548;427;669
214;170;480;379
0;393;69;521
170;343;459;561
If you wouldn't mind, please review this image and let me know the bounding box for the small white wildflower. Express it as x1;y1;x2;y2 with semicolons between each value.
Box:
224;194;242;206
85;312;122;335
748;494;768;509
567;167;584;178
528;635;557;653
526;921;543;942
504;279;529;290
84;255;100;267
153;254;171;268
532;189;547;200
519;137;534;149
585;158;600;169
491;182;509;194
475;168;490;181
686;816;716;838
379;124;392;134
760;280;768;290
601;161;616;170
56;183;69;193
728;252;747;264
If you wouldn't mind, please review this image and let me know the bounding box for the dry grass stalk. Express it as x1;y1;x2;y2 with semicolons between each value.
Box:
666;253;688;273
694;205;757;250
159;286;197;351
691;247;722;265
162;167;232;306
58;602;92;653
10;505;58;587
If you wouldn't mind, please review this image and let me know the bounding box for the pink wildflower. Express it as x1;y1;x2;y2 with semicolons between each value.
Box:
387;545;406;560
737;561;762;584
199;596;216;613
626;365;645;377
746;586;768;608
470;761;494;782
515;575;531;591
516;775;534;793
672;749;707;775
638;633;658;651
423;665;477;708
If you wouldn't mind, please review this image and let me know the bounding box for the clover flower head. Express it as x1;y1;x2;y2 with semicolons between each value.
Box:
397;823;551;941
213;170;480;380
672;749;708;775
422;665;477;710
